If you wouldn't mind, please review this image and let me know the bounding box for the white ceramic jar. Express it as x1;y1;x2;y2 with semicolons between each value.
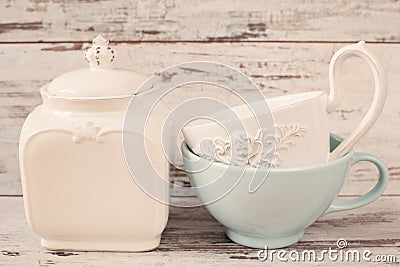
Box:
19;35;169;252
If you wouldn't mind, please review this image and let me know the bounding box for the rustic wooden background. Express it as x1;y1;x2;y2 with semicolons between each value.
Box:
1;0;399;266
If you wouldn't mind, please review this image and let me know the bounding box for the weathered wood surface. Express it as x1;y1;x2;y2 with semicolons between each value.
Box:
1;0;399;265
1;42;399;196
0;196;398;266
1;0;400;42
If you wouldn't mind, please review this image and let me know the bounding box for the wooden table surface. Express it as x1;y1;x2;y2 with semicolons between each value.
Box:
1;196;399;266
1;0;399;266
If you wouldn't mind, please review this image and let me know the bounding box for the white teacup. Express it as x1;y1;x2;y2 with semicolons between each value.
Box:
182;41;387;168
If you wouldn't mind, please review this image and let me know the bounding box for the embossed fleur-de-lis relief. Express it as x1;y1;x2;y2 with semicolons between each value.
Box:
72;121;104;144
250;129;276;167
200;123;306;167
274;124;306;151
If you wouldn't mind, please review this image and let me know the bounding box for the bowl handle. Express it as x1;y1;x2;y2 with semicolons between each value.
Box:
324;152;388;215
328;41;387;161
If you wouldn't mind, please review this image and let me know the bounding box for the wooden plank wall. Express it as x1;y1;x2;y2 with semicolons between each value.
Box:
1;0;399;201
1;0;400;42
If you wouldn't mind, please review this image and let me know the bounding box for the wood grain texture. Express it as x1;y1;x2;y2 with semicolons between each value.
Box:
1;0;398;265
1;0;400;42
1;42;399;196
0;196;398;266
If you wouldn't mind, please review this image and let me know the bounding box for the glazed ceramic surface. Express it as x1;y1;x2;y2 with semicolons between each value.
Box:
19;35;169;252
182;41;387;168
183;91;330;168
182;134;388;249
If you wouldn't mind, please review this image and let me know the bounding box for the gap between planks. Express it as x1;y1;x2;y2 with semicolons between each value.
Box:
1;40;400;45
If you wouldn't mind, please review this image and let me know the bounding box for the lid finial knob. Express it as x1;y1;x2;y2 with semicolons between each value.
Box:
84;34;116;69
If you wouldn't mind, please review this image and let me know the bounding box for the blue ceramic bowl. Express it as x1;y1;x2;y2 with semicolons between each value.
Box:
182;134;388;248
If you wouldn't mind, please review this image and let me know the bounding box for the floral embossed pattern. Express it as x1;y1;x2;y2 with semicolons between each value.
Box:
199;123;306;167
72;121;104;144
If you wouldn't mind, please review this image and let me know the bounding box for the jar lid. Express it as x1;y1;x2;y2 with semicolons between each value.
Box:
47;35;146;98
